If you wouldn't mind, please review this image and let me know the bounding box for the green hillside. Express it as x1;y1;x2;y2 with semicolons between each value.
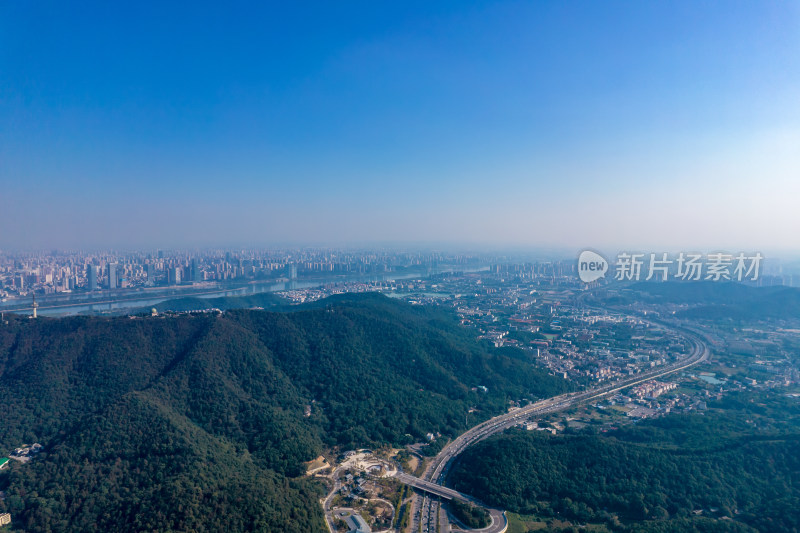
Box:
448;392;800;533
144;291;286;313
620;282;800;321
0;293;568;532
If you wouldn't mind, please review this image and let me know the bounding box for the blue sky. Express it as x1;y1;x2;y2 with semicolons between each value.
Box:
2;1;799;250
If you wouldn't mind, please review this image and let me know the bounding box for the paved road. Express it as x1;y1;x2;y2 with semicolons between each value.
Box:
322;470;342;533
394;473;508;532
404;310;711;532
394;472;472;502
324;297;712;533
424;324;710;488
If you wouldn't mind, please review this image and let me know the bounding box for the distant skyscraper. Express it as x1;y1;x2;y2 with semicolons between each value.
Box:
168;267;181;285
191;258;201;282
107;263;118;289
87;265;97;290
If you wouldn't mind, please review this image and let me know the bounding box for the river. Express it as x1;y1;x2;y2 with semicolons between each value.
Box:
2;266;488;317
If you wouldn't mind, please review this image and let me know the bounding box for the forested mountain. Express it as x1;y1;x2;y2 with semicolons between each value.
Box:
0;293;568;532
448;392;800;533
144;291;286;314
619;282;800;321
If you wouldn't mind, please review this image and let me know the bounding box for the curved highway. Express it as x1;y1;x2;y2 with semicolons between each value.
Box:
406;305;712;532
324;295;712;533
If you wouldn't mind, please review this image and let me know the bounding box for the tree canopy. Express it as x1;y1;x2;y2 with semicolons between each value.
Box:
0;293;568;532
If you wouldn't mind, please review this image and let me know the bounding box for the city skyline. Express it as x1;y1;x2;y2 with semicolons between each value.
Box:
2;2;799;249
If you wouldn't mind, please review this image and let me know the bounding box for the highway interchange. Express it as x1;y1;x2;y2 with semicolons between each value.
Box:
323;298;712;533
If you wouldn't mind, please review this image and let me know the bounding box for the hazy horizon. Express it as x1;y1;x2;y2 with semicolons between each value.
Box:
2;2;799;250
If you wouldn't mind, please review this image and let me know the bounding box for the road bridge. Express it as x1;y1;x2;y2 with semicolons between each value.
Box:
404;319;711;532
325;293;712;533
393;472;473;502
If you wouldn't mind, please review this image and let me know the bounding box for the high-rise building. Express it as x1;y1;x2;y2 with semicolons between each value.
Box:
167;267;181;285
107;263;118;289
87;265;97;290
191;258;201;282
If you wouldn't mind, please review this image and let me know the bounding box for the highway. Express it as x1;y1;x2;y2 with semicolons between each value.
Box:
400;312;711;532
394;472;473;502
425;324;710;486
323;297;712;532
